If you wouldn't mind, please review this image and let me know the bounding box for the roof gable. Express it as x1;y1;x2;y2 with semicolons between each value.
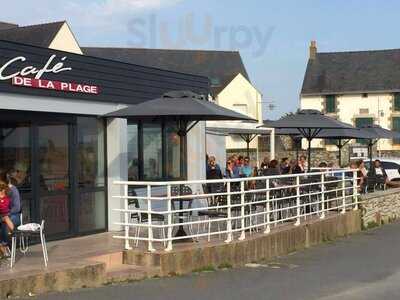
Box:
49;22;82;54
0;21;64;48
82;47;250;96
301;48;400;95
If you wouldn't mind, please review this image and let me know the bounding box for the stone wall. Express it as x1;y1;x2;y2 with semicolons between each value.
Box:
124;211;361;276
227;149;339;168
360;188;400;228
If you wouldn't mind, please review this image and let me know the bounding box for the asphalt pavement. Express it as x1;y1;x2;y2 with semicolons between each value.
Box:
33;221;400;300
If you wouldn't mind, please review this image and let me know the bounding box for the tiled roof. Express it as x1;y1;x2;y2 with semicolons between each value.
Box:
301;48;400;95
82;47;250;96
0;21;64;48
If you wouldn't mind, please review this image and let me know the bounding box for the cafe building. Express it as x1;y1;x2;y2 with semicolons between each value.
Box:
0;39;210;240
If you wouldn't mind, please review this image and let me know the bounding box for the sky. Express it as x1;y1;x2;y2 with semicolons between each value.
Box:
2;0;400;119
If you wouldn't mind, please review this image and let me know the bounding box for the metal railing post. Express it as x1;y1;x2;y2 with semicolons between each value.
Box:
165;184;173;251
147;185;155;252
239;180;246;240
124;184;132;250
294;175;301;226
320;174;325;219
341;172;346;214
225;181;233;243
353;170;358;210
264;178;271;234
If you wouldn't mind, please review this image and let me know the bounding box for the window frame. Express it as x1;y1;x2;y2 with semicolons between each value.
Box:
355;117;374;144
392;117;400;145
325;95;336;113
127;120;187;181
394;93;400;112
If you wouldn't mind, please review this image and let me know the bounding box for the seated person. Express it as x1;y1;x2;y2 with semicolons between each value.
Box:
370;159;400;189
224;160;234;179
0;182;14;257
206;156;223;179
292;156;307;174
240;157;253;177
264;159;281;187
260;157;269;172
280;157;290;174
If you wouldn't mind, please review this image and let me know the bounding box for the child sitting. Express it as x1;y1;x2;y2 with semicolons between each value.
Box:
0;181;14;233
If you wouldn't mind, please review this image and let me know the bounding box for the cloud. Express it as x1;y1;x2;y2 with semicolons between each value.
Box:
0;0;183;31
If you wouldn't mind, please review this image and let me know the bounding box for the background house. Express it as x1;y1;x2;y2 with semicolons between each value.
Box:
300;41;400;157
83;47;263;156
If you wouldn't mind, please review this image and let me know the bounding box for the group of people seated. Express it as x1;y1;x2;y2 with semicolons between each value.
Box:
206;154;400;193
350;159;400;192
206;154;311;180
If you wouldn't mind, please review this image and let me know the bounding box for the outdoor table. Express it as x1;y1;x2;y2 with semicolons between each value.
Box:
171;185;194;242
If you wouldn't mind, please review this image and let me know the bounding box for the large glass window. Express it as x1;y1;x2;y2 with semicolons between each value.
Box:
78;191;106;233
77;117;105;188
127;121;185;181
38;124;70;236
0;123;31;221
38;124;69;191
77;117;106;234
166;123;181;179
143;123;163;180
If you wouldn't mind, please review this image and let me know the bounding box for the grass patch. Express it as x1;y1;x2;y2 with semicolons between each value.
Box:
192;265;216;273
218;262;233;269
366;221;379;230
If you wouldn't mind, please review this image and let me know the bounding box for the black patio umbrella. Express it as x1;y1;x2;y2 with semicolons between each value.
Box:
105;90;255;240
206;127;269;157
315;128;375;167
261;110;354;171
106;90;255;178
359;124;400;169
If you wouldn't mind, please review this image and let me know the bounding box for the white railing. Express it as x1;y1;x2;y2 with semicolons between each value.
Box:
112;169;359;252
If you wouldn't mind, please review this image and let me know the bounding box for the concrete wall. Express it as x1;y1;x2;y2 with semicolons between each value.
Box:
216;74;263;150
360;188;400;228
301;93;400;151
106;118;128;231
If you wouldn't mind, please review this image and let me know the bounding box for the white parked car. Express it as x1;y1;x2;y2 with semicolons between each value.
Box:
364;157;400;182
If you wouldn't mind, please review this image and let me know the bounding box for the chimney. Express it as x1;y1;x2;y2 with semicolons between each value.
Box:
309;40;317;60
0;21;18;31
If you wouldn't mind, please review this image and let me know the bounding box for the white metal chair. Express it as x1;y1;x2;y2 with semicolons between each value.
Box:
10;220;48;268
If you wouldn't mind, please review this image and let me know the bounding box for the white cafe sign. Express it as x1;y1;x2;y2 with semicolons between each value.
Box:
0;54;100;95
0;54;72;80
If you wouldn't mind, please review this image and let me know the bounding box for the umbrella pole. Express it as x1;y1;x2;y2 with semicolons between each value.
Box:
337;139;342;168
369;140;374;171
307;138;312;172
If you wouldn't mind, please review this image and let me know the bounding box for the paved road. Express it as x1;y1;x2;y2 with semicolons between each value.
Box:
35;222;400;300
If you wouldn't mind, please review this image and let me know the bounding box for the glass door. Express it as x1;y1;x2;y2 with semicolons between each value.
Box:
37;123;71;236
0;122;32;221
